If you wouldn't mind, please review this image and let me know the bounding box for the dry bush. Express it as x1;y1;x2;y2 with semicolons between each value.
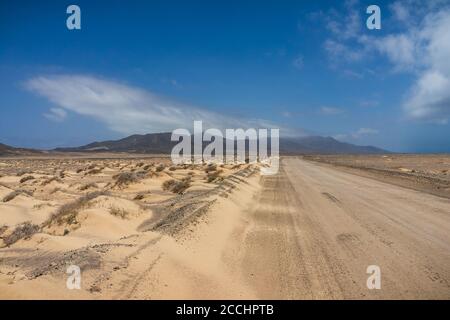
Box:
41;176;61;186
134;193;145;200
16;170;32;177
169;166;177;171
76;168;84;173
206;169;223;183
109;206;129;219
33;203;48;210
136;162;144;167
19;175;35;183
2;189;32;202
87;164;96;170
85;167;103;175
0;225;8;237
113;172;138;187
2;222;40;247
162;177;191;194
205;163;217;173
155;164;165;172
44;191;106;227
79;182;98;191
143;164;153;171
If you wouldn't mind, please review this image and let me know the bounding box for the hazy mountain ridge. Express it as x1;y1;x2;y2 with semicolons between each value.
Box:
0;143;42;156
53;132;388;154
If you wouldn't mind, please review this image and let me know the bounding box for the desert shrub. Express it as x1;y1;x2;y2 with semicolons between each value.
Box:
79;182;98;191
87;164;96;170
41;176;61;186
33;203;48;210
162;179;176;191
2;189;32;202
2;222;40;246
85;168;103;175
155;164;165;172
76;168;84;173
206;169;223;183
44;191;106;227
16;170;31;177
134;193;145;200
0;225;8;237
162;177;191;194
169;166;177;171
205;163;217;173
136;162;144;167
143;164;152;171
113;172;138;187
19;175;35;183
109;206;129;219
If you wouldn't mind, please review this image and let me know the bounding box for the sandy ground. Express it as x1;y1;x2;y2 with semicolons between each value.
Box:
303;154;450;198
0;156;449;299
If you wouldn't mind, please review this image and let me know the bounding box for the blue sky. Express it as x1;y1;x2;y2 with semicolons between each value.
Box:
1;0;450;152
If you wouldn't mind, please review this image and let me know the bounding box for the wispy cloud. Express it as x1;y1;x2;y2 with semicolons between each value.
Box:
352;127;378;138
25;74;300;136
319;106;345;116
44;107;67;122
334;127;379;141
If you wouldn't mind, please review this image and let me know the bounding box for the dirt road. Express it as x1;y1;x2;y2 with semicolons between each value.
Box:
104;157;449;299
238;157;450;299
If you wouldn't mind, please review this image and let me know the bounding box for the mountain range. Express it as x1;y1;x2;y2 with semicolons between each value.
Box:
52;132;388;154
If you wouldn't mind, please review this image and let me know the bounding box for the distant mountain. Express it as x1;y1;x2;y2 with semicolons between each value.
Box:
54;133;175;154
279;136;387;154
54;132;388;155
0;143;42;156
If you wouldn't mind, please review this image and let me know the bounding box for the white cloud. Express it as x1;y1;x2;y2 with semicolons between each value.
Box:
352;127;379;138
26;74;294;136
324;39;364;63
325;0;361;40
370;34;417;72
334;127;379;141
332;133;348;140
319;106;345;115
405;70;450;123
322;1;450;124
44;108;67;122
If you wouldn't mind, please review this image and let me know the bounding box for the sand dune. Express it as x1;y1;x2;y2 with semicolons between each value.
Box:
0;155;449;299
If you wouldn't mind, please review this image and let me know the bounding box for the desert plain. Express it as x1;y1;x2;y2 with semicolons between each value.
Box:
0;153;449;299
